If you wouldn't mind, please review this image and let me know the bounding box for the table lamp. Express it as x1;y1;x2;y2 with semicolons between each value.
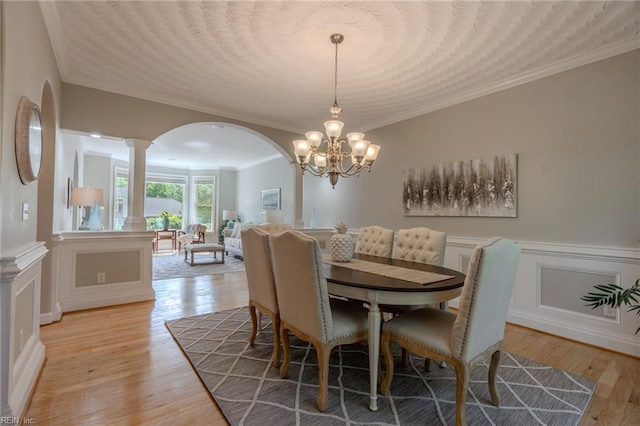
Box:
71;187;104;231
222;210;238;229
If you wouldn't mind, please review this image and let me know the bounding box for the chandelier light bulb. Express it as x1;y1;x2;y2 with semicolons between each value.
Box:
349;139;370;158
346;132;365;143
365;144;381;161
305;131;323;148
324;120;344;138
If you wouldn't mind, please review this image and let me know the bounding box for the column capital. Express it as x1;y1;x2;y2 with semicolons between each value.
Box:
123;138;152;150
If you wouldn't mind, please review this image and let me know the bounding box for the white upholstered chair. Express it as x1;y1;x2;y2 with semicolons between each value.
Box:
380;237;521;426
270;230;369;412
392;227;446;266
387;227;448;365
355;225;394;258
177;224;207;251
241;227;280;367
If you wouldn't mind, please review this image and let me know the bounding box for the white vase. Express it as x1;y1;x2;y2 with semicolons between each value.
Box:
330;223;353;262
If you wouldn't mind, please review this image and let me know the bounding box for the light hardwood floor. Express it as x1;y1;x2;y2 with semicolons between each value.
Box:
25;271;639;425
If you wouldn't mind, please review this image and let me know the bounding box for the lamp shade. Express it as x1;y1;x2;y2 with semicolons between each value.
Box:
70;187;104;207
222;210;238;221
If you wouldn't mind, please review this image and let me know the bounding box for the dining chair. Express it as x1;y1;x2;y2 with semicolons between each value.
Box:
240;227;281;367
391;227;446;266
380;237;521;426
270;230;369;412
355;225;394;257
386;226;447;366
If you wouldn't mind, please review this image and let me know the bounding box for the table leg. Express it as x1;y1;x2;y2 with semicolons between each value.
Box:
368;301;381;411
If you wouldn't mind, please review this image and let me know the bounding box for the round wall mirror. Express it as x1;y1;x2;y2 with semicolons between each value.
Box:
15;96;43;184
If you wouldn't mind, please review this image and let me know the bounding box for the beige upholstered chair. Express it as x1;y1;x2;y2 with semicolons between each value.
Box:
387;227;448;365
241;227;280;367
257;223;291;234
355;225;394;257
270;230;369;412
380;237;521;426
392;227;446;266
177;224;206;251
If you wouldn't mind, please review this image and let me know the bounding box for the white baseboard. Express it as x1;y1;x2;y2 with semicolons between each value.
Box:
60;290;156;313
39;303;62;325
507;308;640;357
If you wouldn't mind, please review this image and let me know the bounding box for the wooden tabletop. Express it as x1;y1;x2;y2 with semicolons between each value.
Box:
324;253;466;292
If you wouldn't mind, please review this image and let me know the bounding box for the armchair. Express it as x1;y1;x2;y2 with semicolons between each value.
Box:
177;224;206;251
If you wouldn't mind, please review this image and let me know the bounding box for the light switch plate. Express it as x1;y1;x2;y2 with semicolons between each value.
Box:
22;202;29;221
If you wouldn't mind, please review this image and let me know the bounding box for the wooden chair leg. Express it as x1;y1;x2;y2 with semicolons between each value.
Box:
380;333;394;396
278;324;290;379
401;348;409;367
315;343;331;412
424;358;432;372
454;363;469;426
488;350;501;406
270;313;280;368
248;304;257;346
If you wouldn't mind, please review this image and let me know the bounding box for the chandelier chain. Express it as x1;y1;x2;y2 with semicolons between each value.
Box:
333;38;339;110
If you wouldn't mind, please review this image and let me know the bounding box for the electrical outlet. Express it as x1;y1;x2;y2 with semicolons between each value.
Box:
603;305;616;318
97;272;106;283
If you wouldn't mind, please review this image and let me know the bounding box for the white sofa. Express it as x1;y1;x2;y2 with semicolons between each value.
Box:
223;222;292;259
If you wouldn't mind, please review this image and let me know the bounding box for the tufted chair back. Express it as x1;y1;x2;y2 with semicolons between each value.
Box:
392;227;447;266
258;223;292;234
355;226;394;257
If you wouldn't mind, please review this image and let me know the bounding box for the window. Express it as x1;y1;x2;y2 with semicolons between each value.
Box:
113;167;128;230
145;174;186;230
193;177;215;230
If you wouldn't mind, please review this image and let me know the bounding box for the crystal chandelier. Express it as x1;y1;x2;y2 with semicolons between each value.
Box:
293;34;380;189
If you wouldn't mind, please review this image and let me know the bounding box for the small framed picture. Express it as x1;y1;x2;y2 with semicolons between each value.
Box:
261;188;281;212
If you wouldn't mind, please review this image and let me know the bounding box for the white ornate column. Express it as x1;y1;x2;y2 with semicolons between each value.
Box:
123;138;152;231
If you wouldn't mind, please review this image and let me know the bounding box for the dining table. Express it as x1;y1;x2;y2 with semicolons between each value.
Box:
323;252;466;411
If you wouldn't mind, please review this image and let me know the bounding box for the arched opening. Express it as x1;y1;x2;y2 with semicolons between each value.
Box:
36;80;59;319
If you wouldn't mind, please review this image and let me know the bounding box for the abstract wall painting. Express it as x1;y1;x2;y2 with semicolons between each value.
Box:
402;154;517;217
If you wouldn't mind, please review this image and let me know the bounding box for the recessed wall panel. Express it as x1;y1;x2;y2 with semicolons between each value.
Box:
75;250;141;287
539;266;617;318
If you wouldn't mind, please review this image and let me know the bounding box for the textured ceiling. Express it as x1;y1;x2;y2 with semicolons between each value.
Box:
41;1;639;167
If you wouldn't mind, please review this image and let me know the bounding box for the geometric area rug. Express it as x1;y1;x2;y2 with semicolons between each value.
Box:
165;307;596;426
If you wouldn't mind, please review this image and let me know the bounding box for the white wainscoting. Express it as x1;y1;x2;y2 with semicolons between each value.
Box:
306;229;640;356
446;236;640;357
52;231;155;313
0;242;47;418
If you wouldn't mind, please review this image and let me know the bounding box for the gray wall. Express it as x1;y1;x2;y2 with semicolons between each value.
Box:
305;50;639;248
237;158;295;224
1;1;61;251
